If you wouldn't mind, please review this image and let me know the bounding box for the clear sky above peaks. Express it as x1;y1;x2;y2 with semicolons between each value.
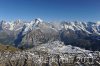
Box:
0;0;100;22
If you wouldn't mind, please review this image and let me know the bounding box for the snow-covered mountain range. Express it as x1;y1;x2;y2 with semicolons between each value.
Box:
1;18;100;35
0;18;100;51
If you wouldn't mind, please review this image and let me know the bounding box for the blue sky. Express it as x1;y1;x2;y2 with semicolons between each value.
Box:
0;0;100;22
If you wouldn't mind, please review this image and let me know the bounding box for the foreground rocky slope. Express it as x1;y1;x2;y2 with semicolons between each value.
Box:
0;41;100;66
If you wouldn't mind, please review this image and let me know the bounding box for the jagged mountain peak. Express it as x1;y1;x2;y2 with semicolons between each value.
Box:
35;18;43;23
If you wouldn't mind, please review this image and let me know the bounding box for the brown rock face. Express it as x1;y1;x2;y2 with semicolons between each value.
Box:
21;29;60;47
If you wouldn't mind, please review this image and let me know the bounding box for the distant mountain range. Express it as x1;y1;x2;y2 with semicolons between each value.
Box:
0;18;100;51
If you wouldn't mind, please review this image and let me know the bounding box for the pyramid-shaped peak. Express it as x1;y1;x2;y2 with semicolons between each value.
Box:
35;18;43;23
